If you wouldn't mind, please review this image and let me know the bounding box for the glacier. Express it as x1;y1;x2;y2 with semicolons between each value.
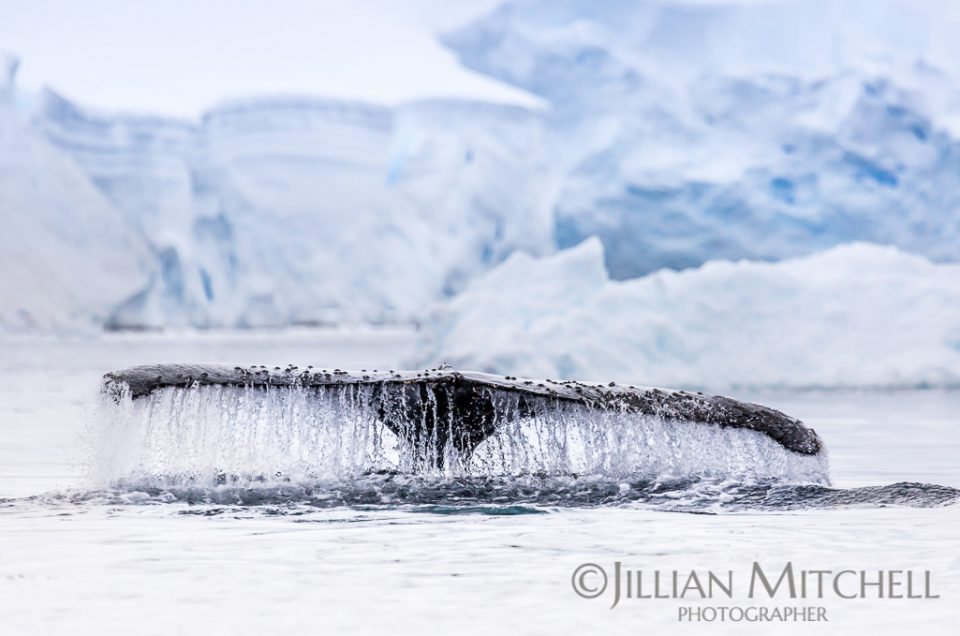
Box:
2;0;960;335
412;238;960;390
0;54;148;332
443;0;960;278
33;89;553;328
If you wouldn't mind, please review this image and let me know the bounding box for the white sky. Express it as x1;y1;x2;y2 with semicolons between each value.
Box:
0;0;540;117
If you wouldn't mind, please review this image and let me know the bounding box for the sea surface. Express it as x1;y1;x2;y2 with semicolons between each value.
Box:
1;330;958;635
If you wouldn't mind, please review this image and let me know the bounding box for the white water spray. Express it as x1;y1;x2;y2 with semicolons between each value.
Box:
90;384;830;490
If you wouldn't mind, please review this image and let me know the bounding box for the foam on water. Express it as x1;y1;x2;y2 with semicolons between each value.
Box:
14;478;959;516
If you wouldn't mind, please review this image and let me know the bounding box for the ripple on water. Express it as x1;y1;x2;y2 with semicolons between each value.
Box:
10;476;958;517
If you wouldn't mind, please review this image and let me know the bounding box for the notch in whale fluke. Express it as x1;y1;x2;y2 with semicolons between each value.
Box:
102;364;824;461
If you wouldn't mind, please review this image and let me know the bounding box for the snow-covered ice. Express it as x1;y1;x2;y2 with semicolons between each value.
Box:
445;0;960;278
29;90;553;328
414;239;960;389
0;0;538;116
1;1;959;330
0;58;148;332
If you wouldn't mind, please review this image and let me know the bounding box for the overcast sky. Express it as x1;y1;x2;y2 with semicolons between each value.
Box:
0;0;538;116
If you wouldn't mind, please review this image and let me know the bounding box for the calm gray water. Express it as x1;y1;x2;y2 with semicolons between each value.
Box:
1;331;958;635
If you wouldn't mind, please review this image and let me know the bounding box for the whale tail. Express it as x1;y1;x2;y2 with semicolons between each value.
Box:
102;364;823;471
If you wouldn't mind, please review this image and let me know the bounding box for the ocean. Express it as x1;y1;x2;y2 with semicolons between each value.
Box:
1;330;957;635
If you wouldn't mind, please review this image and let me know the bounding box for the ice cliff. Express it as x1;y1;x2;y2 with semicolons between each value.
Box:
0;54;147;332
33;92;553;328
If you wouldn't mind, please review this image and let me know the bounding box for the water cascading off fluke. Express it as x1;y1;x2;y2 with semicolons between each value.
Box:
96;364;829;486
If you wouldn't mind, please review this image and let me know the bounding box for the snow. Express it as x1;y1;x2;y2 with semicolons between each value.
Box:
446;0;960;93
2;0;960;337
0;51;17;93
444;0;960;278
414;239;960;389
31;91;553;328
0;0;541;117
0;57;148;332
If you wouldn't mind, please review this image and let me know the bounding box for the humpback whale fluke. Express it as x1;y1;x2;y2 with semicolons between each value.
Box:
102;365;824;467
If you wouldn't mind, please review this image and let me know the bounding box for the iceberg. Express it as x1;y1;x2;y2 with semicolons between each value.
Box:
0;56;148;332
413;239;960;389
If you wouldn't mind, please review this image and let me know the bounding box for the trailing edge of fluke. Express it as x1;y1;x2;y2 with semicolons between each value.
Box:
102;364;824;458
